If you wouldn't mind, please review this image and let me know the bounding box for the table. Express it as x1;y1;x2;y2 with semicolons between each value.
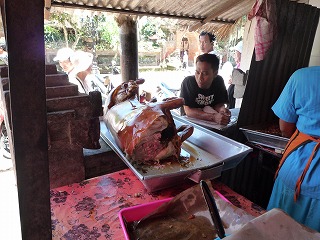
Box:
180;108;239;131
51;169;265;239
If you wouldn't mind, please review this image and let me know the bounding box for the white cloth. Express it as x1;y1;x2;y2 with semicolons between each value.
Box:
240;19;256;71
223;209;320;240
183;52;188;64
68;71;86;94
219;61;234;88
68;50;94;94
208;50;218;55
70;51;93;73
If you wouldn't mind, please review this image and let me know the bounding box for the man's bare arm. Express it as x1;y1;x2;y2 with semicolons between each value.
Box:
279;119;296;138
183;105;230;125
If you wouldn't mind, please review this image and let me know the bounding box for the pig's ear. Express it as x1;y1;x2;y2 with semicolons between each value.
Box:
135;78;145;84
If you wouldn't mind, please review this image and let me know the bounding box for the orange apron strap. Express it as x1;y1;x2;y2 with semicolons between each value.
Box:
294;141;320;201
274;129;320;201
274;129;310;179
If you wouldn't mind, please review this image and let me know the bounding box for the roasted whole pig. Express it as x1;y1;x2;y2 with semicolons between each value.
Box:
103;79;194;164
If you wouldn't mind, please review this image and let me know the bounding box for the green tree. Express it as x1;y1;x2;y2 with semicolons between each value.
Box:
139;17;177;48
94;15;119;50
141;22;157;41
44;25;63;48
45;11;119;51
49;11;80;49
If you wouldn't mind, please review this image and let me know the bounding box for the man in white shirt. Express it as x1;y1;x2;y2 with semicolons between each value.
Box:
199;31;217;55
54;48;94;94
53;47;75;74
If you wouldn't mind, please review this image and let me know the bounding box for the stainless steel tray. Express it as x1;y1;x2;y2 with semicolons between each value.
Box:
100;115;252;192
240;126;289;151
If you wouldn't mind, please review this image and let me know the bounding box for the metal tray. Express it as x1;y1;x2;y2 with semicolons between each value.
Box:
100;115;252;192
240;125;289;151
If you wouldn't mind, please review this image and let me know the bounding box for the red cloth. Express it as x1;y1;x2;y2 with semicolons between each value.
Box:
248;0;277;61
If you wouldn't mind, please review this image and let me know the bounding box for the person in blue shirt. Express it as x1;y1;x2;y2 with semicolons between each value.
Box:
267;66;320;231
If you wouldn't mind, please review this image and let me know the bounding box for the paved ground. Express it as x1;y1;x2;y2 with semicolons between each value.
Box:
0;153;21;240
107;68;194;98
138;67;193;95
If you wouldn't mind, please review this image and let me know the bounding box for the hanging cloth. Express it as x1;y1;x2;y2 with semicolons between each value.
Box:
248;0;277;61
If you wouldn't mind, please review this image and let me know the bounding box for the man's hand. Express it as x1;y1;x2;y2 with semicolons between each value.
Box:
212;106;231;125
219;107;231;117
212;112;230;125
215;105;231;116
184;105;231;125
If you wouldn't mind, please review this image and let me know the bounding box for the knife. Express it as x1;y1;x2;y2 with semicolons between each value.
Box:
200;180;226;239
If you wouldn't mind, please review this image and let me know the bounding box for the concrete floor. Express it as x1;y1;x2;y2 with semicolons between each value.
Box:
138;68;192;97
0;153;21;240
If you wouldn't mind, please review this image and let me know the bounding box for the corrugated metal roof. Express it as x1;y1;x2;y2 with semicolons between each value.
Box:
49;0;256;39
47;0;309;39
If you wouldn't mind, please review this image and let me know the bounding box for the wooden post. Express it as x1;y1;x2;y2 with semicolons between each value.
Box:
5;0;52;239
117;15;138;82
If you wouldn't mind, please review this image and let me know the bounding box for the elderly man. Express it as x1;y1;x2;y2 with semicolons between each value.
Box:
54;48;94;94
53;47;75;74
180;53;230;125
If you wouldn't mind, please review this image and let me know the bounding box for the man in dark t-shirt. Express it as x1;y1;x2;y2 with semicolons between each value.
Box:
180;54;231;125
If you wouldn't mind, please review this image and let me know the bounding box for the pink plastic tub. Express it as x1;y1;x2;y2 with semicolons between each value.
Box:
119;198;172;240
119;191;230;240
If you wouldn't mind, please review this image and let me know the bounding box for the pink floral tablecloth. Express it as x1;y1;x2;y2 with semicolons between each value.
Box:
50;169;195;239
51;169;265;239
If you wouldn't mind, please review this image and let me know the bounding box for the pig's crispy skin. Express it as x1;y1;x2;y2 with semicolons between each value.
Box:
104;80;193;164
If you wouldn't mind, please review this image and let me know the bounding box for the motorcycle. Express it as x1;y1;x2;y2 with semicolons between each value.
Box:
154;80;182;116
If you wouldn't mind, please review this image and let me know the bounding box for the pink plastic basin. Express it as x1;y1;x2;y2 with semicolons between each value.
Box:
119;190;230;240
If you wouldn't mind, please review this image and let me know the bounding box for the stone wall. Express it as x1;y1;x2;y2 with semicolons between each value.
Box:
0;65;103;188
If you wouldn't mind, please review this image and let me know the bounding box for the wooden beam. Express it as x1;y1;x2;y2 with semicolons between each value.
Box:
5;0;52;239
51;2;235;25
